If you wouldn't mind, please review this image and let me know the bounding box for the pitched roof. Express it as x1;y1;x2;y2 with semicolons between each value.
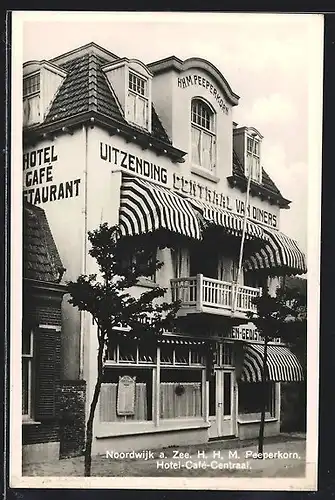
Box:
232;149;289;205
44;52;171;144
24;203;65;283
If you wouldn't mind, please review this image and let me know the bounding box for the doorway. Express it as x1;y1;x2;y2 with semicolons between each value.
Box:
208;369;235;439
190;244;218;279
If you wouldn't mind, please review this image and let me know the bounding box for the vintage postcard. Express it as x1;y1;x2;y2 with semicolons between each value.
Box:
9;11;323;490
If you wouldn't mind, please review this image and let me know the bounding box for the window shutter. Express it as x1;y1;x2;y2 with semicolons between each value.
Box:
23;99;31;125
35;328;57;420
127;92;136;122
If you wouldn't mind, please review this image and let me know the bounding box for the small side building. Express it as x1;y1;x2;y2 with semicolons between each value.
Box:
22;202;68;464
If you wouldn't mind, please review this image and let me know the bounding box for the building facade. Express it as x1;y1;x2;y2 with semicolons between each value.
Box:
22;43;306;459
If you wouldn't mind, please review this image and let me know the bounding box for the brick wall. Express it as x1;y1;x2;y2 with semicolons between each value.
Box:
22;299;61;445
23;284;63;450
59;380;86;458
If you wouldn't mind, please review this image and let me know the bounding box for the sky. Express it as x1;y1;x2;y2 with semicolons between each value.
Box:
17;11;324;258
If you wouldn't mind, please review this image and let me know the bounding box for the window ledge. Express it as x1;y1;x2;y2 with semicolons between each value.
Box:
22;419;42;425
237;418;278;425
191;165;220;183
96;419;210;439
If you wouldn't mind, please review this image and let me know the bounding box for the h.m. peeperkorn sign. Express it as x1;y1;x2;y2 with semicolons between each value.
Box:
117;375;136;416
22;146;81;204
177;74;229;115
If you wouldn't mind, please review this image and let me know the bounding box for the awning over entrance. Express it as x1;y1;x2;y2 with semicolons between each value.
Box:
240;343;304;382
243;226;307;275
189;198;266;240
119;175;202;240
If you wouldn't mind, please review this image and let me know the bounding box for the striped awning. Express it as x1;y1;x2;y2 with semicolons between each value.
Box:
244;226;307;275
241;343;304;382
119;175;202;240
159;337;205;345
188;198;266;240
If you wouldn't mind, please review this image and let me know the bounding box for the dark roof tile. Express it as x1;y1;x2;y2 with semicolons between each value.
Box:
24;203;65;283
44;52;171;145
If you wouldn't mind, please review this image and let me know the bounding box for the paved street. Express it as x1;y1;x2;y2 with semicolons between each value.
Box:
23;433;306;477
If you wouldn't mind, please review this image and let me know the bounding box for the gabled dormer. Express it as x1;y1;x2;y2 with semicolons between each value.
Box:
233;126;263;184
23;60;67;128
102;58;153;133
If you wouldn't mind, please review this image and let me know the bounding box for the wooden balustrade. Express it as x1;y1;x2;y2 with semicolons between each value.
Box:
170;275;261;316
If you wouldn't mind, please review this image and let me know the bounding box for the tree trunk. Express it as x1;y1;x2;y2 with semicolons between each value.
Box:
84;335;105;476
258;338;269;456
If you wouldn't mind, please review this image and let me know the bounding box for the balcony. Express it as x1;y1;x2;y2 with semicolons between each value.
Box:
171;274;261;319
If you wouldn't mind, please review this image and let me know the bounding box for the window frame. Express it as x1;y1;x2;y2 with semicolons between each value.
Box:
191;98;217;173
126;69;150;131
119;248;157;284
23;72;40;99
22;328;34;419
237;381;276;418
245;134;262;184
100;366;154;423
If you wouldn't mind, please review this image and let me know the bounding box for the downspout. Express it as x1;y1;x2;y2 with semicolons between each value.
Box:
79;123;88;379
232;164;252;313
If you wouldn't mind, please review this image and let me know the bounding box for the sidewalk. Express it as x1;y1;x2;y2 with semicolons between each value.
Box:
23;433;306;478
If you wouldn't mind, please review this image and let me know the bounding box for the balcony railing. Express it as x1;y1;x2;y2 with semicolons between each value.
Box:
171;274;261;317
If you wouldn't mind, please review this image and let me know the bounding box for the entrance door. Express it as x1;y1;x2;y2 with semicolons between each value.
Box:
208;370;234;438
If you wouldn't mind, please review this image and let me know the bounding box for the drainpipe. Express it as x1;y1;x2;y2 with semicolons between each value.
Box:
79;124;88;380
232;163;252;313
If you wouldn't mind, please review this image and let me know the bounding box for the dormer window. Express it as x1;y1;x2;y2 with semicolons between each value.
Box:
191;99;216;173
23;61;67;127
246;134;262;183
127;71;149;129
102;58;153;133
23;73;40;98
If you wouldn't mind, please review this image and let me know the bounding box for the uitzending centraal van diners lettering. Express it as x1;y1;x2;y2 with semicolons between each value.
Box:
100;142;168;184
173;173;278;228
22;146;81;204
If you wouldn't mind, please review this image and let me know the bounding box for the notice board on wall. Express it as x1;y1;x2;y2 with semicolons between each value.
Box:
117;375;136;416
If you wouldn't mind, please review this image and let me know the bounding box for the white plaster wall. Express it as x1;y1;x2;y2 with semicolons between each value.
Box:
171;68;232;182
23;128;86;380
151;71;174;141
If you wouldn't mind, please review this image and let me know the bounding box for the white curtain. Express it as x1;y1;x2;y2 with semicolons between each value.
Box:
201;131;214;171
99;383;148;422
160;382;202;419
191;127;201;165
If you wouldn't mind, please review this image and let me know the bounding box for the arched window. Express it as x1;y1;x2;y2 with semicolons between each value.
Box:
191;99;216;172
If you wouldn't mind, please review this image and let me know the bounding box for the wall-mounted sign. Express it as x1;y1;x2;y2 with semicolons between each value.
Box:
22;146;81;204
117;375;136;416
172;173;278;228
100;142;168;185
227;325;281;343
177;74;229;115
98;142;278;229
